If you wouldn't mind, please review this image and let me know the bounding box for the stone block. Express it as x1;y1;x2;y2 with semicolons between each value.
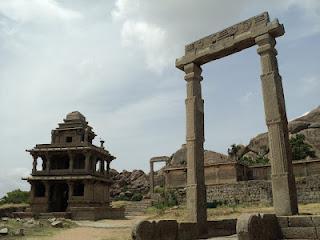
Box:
288;215;313;227
237;214;262;240
281;227;317;239
132;221;155;240
156;220;178;240
260;214;281;239
277;216;288;228
207;219;237;237
312;216;320;226
177;222;198;240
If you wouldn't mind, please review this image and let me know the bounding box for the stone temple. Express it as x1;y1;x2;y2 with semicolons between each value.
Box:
23;111;123;220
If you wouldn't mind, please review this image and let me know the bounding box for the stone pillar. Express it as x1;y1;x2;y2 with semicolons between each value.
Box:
30;182;35;202
256;33;298;216
68;152;74;172
85;152;91;172
184;62;207;234
106;161;110;176
100;160;105;174
44;182;50;198
68;182;74;200
45;152;50;173
150;161;154;194
32;155;37;174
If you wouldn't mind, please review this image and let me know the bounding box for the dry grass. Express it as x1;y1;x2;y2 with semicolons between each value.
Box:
111;201;129;208
0;203;29;209
147;203;320;222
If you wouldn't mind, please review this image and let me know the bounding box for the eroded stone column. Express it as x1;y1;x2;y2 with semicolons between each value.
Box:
184;62;207;234
256;33;298;216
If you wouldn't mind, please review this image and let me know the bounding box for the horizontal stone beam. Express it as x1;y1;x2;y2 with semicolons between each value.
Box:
150;156;170;163
176;12;284;70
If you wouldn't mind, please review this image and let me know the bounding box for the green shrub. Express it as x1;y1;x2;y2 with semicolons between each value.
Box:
1;189;29;204
131;193;143;201
207;200;225;209
290;134;316;160
154;186;164;194
153;189;178;209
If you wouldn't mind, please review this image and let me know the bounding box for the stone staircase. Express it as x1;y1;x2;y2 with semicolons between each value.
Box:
124;200;152;216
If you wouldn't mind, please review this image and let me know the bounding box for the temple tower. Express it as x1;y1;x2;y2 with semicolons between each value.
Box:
24;111;117;220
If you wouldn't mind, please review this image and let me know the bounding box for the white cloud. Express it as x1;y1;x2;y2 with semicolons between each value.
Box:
0;0;82;23
121;20;170;73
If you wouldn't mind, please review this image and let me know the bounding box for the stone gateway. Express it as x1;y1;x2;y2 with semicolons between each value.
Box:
175;11;298;235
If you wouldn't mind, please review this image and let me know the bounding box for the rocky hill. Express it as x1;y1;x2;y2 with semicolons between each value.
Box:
241;106;320;160
109;169;150;200
110;106;320;199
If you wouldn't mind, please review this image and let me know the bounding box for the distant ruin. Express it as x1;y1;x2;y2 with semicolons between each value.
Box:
23;111;124;220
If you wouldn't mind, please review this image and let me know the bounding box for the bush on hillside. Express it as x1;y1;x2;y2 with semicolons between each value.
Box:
0;189;29;205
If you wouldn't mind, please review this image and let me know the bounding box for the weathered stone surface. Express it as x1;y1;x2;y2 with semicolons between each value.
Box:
132;220;155;240
237;214;263;240
237;213;281;240
312;216;320;226
288;215;313;227
281;226;317;239
176;12;284;69
177;222;198;240
156;220;178;240
277;216;288;228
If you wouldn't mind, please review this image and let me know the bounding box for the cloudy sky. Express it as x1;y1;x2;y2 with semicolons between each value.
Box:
0;0;319;197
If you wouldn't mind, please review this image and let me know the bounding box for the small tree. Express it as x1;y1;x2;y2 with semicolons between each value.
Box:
228;144;241;160
290;134;316;160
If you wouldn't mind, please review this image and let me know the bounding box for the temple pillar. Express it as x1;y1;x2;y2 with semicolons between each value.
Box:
256;33;298;216
106;161;110;177
150;161;154;194
68;152;74;172
45;152;50;173
85;152;91;172
68;182;74;200
32;155;37;174
184;62;207;235
100;160;105;174
30;182;35;202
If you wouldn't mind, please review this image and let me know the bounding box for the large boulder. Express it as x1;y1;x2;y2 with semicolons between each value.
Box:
241;106;320;161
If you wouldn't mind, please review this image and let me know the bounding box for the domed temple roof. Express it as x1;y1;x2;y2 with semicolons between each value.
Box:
66;111;86;122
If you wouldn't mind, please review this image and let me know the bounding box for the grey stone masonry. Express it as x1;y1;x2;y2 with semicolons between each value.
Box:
256;33;298;216
184;62;207;235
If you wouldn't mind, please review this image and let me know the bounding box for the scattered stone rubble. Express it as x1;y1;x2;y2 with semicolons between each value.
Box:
110;169;150;199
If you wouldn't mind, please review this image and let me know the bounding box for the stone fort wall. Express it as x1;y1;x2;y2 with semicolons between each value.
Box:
171;174;320;205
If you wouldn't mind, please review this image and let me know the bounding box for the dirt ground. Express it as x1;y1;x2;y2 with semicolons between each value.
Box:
22;216;148;240
6;203;320;240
